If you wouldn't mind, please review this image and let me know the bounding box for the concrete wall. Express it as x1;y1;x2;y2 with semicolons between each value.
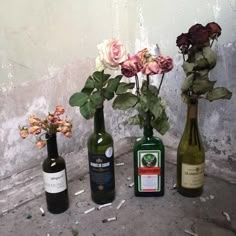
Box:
0;1;236;185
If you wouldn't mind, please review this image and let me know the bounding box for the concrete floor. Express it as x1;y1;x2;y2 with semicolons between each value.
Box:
0;139;236;236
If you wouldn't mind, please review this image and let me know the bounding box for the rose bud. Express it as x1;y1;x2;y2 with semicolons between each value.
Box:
47;114;54;121
64;132;72;138
29;115;41;126
28;126;41;135
205;22;222;39
35;139;46;149
19;128;29;139
54;105;65;115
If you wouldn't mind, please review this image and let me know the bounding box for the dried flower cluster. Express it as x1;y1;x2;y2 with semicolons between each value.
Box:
19;106;72;149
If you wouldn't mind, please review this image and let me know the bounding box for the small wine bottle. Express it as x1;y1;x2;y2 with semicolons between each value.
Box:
133;124;165;197
177;99;205;197
42;133;69;214
87;106;115;204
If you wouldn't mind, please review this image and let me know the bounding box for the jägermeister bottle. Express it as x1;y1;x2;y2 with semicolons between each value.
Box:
177;98;205;197
133;112;165;197
87;106;115;204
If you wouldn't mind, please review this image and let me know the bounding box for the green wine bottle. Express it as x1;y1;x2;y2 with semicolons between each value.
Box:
133;121;165;197
177;99;205;197
87;106;115;204
42;133;69;214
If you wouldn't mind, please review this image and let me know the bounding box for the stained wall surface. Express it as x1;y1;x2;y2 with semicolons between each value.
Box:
0;1;235;186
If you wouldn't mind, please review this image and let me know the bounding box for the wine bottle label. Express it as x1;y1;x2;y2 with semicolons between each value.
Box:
88;151;115;192
43;169;67;193
137;150;161;192
181;163;204;188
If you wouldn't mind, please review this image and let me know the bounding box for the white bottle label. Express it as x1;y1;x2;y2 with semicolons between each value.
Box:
43;169;67;193
181;163;204;189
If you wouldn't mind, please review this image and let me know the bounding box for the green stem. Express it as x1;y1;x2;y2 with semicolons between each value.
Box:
157;73;165;95
146;75;151;128
210;39;215;48
135;74;140;96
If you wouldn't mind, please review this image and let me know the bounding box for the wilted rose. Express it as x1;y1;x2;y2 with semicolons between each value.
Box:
19;128;29;139
64;132;72;138
54;105;65;115
28;126;41;135
176;33;190;54
121;54;143;77
205;22;221;39
137;48;151;65
29;115;41;126
157;56;174;74
188;23;209;45
142;59;161;75
35;139;46;149
96;39;127;70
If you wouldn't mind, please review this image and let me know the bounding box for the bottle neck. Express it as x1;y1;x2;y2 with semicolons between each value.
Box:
143;111;153;137
187;99;198;121
94;106;105;133
46;133;59;158
184;99;201;147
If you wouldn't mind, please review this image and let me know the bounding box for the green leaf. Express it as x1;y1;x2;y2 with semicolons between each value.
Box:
116;82;135;95
192;77;216;95
181;74;194;92
80;101;96;119
103;88;114;100
90;92;103;106
202;46;217;69
139;94;148;112
206;87;232;101
151;111;170;135
128;115;140;125
81;76;95;95
112;92;138;110
141;80;158;96
69;92;89;107
93;71;104;89
182;62;195;75
106;75;122;93
102;73;111;85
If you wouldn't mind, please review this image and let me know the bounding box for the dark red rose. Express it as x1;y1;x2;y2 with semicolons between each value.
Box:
176;33;190;54
188;23;209;45
205;22;222;39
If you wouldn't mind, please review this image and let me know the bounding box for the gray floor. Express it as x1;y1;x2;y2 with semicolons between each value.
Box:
0;140;236;236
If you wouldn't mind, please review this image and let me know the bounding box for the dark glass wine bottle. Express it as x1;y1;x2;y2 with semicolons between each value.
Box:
42;133;69;214
87;106;115;204
133;112;165;197
177;99;205;197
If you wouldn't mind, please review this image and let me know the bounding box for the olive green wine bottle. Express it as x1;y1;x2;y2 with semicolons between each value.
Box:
87;106;115;204
177;99;205;197
133;120;165;197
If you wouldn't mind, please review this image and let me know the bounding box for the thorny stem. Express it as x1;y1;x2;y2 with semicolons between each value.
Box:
135;74;140;96
157;74;165;95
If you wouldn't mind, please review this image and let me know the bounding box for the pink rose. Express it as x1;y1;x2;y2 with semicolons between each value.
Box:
35;139;46;149
142;59;161;75
28;126;41;135
19;128;29;139
96;39;127;70
157;56;174;74
54;105;65;115
121;54;143;77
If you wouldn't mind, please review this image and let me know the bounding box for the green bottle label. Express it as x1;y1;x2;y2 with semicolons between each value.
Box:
137;150;161;192
88;152;115;192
